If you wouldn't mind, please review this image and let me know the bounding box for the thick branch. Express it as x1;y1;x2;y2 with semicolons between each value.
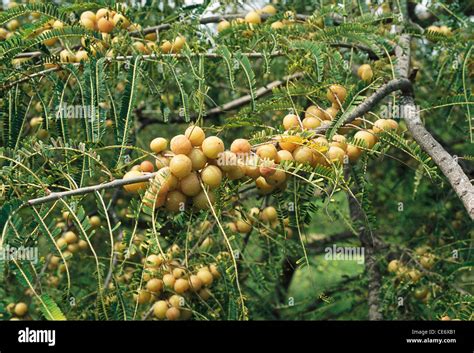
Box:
396;34;474;219
27;172;157;207
314;78;413;134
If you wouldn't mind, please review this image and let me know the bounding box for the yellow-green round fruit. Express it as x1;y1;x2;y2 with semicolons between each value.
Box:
353;130;376;149
192;190;215;210
89;215;101;228
14;302;28;317
326;84;347;104
256;144;278;161
282;113;300;130
185;125;206;146
146;278;163;293
302;116;321;129
179;172;201;196
357;64;373;81
188;275;203;292
150;137;168;153
162;273;175;288
346;145;362;163
169;294;184;308
123;170;148;192
63;231;78;244
174;278;190;294
197;269;214;286
293;146;313;164
188;148;208;171
236;219;252;233
326;146;345;163
230;138;251;155
97;18;114;33
261;206;278;222
261;5;277;15
135;290;151;304
217;20;231;32
271;21;284;30
165;190;187;213
387;260;399;273
202;136;225;159
170;135;192;155
201;165;222;188
169;154;192;179
153;300;168;319
165;307;181;320
245;11;261;24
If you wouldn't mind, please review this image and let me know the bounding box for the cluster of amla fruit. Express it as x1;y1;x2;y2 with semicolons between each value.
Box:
123;125;259;212
134;252;221;320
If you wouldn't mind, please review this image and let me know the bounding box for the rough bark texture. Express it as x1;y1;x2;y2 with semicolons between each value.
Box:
396;34;474;219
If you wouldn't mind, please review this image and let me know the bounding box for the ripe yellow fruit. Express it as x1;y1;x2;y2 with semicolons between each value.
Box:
305;105;327;120
170;135;192;155
198;288;211;300
256;144;278;161
172;35;186;53
330;134;347;151
188;148;208;170
75;50;89;62
185;125;206;146
7;19;20;31
346;145;362;163
326;146;345;163
387;260;399;273
261;5;277;15
166;307;181;320
169;294;184;308
261;206;278;222
14;302;28;317
278;134;302;152
277;150;294;162
81;11;96;22
326;84;347;104
161;40;172;53
169;154;192;179
153;300;168;319
193;190;215;209
135;290;151;304
163;273;176;288
283;113;300;130
255;176;274;194
201;165;222;188
150;137;168;153
245;11;261;24
97;18;114;33
60;49;76;63
270;21;284;30
202;136;225;159
230;138;251;155
373;119;399;133
77;239;89;250
123;170;148;192
293;146;313;164
188;275;203;292
266;168;286;186
354;130;376;149
325;106;339;119
112;13;130;29
236;219;252;233
197;269;214;286
172;267;186;279
140;160;154;173
146;278;163;293
63;231;78;244
302;116;321;129
357;64;373;81
217;20;231;32
165;190;187;212
179;172;201;196
146;254;163;268
209;264;220;278
89;215;101;228
174;278;190;294
56;237;67;249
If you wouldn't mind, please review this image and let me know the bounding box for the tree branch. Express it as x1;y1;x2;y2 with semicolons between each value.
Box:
396;34;474;219
26;172;157;207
